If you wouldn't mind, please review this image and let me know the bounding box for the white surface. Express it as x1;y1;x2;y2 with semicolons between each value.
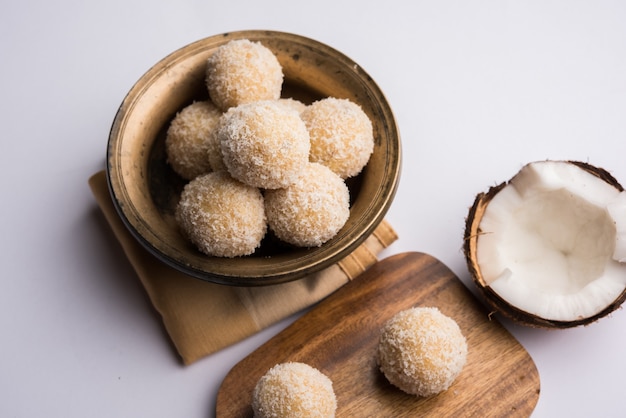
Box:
2;1;625;417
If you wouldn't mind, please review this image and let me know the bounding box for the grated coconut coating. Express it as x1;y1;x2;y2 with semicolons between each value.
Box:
377;307;467;397
205;39;283;111
218;100;311;189
252;362;337;418
205;114;228;172
300;97;374;179
165;100;222;180
175;171;267;257
264;163;349;247
276;97;307;114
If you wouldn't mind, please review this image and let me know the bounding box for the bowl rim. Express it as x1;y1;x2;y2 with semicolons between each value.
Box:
106;30;401;286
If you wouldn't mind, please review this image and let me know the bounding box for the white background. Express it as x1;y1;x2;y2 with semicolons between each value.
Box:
2;1;626;417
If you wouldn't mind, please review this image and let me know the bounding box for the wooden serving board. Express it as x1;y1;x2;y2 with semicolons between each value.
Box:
216;252;540;417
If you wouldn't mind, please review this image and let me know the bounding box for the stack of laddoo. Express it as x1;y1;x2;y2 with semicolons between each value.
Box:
166;39;374;257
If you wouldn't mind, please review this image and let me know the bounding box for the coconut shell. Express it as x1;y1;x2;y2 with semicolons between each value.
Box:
463;160;626;328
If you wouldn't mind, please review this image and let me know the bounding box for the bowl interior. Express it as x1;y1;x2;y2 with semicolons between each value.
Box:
107;31;401;285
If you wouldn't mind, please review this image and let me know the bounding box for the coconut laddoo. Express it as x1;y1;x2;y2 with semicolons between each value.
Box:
206;39;283;111
300;97;374;179
276;97;308;114
164;100;222;180
205;114;228;173
264;163;350;248
252;362;337;418
218;100;311;189
175;171;266;258
377;307;467;397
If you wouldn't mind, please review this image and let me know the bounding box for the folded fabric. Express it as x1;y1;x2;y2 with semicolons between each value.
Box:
88;170;397;364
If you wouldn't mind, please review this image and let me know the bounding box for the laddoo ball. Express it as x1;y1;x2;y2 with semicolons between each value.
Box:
252;362;337;418
264;163;349;247
164;100;222;180
206;39;283;111
218;100;310;189
205;114;227;172
276;97;307;114
300;97;374;179
377;307;467;397
175;171;266;257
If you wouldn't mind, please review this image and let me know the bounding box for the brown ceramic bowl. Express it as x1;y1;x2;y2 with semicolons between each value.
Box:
107;30;401;286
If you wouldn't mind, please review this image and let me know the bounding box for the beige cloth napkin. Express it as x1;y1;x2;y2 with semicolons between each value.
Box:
88;171;397;364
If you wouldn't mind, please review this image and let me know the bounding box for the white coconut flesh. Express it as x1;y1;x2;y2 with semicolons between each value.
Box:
476;161;626;322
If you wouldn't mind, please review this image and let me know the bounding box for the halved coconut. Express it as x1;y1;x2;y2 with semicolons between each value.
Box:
464;160;626;328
